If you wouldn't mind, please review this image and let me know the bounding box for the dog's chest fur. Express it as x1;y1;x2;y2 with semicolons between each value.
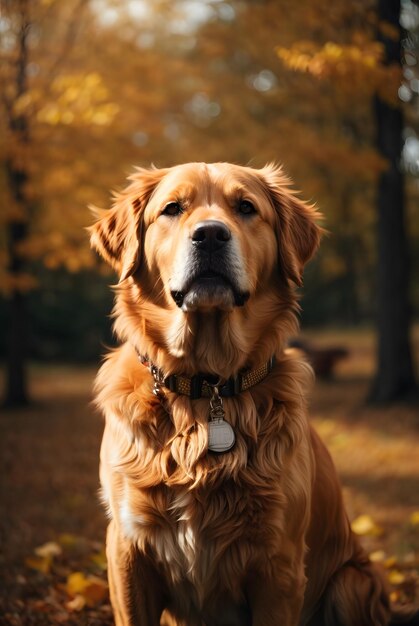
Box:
118;477;266;597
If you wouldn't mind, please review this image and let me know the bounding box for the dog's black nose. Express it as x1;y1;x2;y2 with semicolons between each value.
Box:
191;220;231;252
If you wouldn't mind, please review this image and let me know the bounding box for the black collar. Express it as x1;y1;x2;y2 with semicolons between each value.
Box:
138;355;276;400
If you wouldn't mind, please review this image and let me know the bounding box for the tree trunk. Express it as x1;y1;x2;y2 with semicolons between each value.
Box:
3;5;31;407
369;0;417;403
4;181;30;408
5;292;29;406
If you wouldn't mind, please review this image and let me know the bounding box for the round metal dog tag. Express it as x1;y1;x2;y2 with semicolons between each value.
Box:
208;418;235;453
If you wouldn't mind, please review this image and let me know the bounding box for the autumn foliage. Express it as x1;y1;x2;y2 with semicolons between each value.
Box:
0;0;418;303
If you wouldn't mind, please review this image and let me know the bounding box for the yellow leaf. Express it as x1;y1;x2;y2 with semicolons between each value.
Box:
390;590;400;603
61;111;75;124
67;572;89;596
85;72;102;88
25;556;51;574
369;550;386;563
351;514;383;537
66;594;86;612
34;541;62;558
388;570;406;585
37;104;61;125
66;572;108;607
409;511;419;526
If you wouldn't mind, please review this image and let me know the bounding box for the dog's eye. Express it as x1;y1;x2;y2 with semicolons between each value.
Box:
238;200;256;216
162;202;183;216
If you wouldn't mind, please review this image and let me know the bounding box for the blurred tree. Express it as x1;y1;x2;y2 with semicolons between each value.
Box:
370;0;416;402
2;0;32;405
275;0;417;402
0;0;124;405
1;0;100;405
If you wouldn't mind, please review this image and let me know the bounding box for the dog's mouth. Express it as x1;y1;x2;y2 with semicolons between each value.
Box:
193;270;230;283
171;270;249;311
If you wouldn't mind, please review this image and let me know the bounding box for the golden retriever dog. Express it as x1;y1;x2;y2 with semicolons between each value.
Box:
90;163;417;626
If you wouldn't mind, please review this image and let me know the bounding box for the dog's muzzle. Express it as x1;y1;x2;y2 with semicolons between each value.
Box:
170;220;249;311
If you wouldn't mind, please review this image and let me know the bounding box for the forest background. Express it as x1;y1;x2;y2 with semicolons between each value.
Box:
1;0;419;406
2;0;419;411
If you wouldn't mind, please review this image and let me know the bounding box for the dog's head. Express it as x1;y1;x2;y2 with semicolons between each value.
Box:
90;163;322;372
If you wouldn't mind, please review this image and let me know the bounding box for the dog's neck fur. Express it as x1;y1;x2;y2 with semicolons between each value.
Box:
112;279;299;379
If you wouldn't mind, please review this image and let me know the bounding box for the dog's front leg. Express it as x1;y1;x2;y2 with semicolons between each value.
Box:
246;555;306;626
106;519;167;626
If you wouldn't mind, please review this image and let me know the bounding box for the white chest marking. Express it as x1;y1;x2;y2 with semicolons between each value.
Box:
118;491;201;584
119;498;147;541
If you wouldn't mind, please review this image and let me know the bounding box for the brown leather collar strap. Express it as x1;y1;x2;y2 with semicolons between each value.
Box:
138;355;275;400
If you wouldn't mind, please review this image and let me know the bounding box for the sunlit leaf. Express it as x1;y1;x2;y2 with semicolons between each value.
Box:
390;590;401;603
66;572;108;607
66;594;86;612
66;572;89;595
35;541;62;558
388;569;406;585
369;550;386;562
351;514;383;537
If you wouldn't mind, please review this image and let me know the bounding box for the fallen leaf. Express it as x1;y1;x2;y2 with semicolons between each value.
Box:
66;571;108;607
388;570;406;585
409;511;419;526
67;572;89;596
390;590;400;603
35;541;62;558
25;555;52;574
369;550;386;562
66;594;86;612
351;514;383;537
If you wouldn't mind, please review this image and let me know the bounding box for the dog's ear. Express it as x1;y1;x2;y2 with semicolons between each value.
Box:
89;167;167;282
260;164;323;286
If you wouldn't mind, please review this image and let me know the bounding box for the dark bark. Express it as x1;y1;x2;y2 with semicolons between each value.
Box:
4;172;30;407
339;190;361;325
5;281;29;407
3;4;31;407
369;0;417;403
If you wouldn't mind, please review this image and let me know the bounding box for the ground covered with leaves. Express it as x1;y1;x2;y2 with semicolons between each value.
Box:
1;330;418;624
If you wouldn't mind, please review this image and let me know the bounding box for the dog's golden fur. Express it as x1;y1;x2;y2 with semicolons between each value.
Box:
91;163;401;626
